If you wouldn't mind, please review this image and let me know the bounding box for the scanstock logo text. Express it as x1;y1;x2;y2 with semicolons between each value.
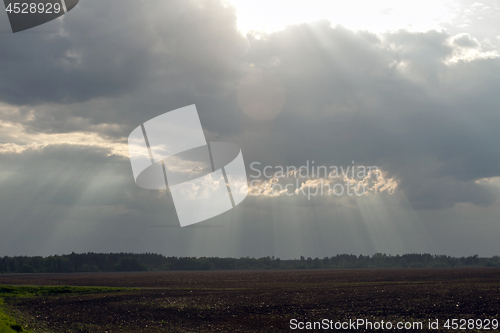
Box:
128;105;248;227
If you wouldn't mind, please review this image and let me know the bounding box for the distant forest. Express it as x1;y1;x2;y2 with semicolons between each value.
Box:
1;253;499;274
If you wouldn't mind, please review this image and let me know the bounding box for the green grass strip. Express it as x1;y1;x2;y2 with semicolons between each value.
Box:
0;298;28;333
0;285;131;299
0;285;134;333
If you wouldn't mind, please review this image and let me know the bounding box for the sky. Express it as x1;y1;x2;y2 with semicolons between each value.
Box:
0;0;499;258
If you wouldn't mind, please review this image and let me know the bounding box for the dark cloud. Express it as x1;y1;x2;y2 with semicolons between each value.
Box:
452;33;480;48
0;0;247;106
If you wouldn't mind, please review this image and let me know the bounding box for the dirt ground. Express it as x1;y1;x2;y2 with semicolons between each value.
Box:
1;268;499;332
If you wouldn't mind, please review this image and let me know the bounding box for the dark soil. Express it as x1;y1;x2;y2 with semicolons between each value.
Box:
1;268;499;332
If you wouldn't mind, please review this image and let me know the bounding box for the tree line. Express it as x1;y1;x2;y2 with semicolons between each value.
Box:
0;252;499;274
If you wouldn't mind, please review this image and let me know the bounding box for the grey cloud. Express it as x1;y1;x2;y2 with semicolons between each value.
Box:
452;33;480;48
0;0;247;106
442;0;500;52
0;0;249;147
241;22;500;209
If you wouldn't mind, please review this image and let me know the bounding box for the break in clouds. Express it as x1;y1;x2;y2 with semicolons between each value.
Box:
0;0;499;257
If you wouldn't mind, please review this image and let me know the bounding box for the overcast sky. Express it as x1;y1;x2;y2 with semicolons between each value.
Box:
0;0;499;258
